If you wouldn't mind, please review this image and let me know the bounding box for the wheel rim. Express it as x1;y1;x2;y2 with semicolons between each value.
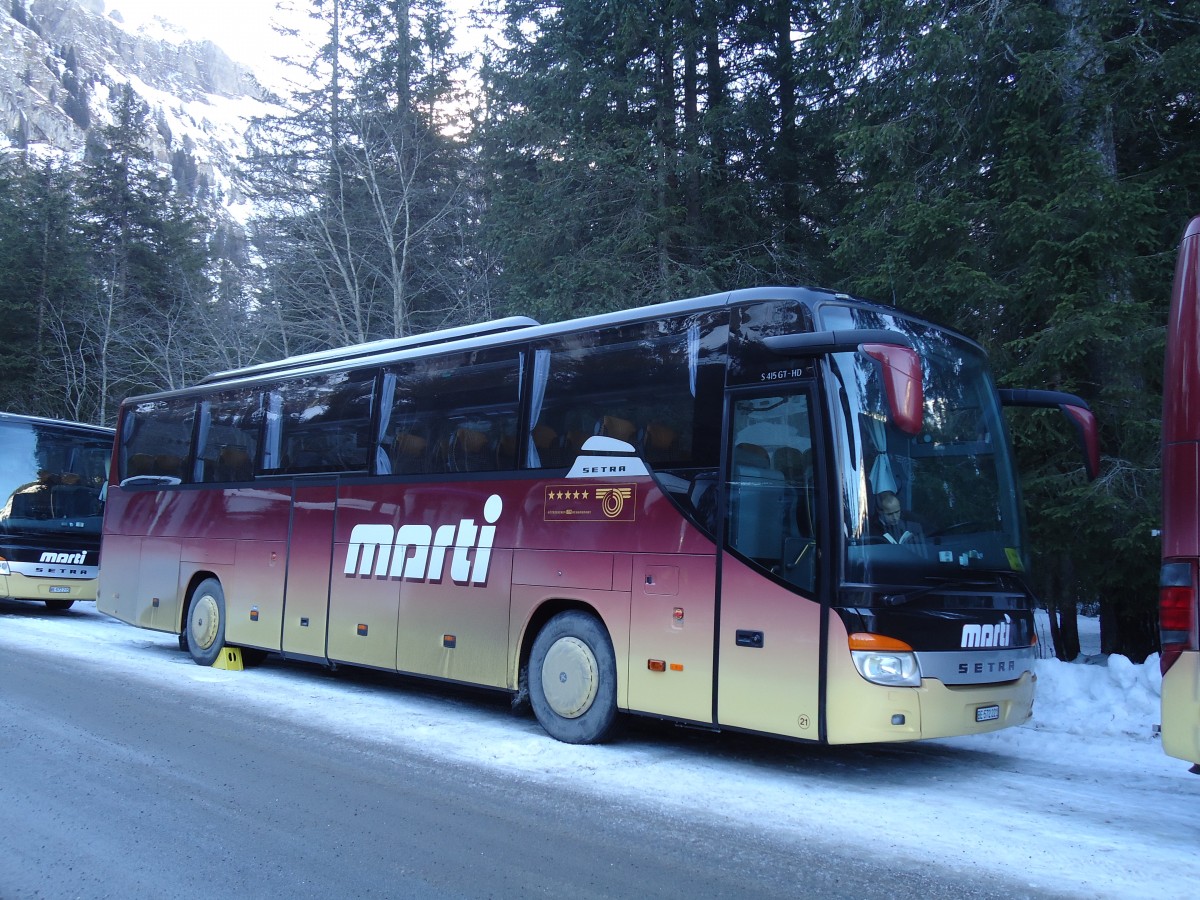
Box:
540;636;599;719
189;592;220;652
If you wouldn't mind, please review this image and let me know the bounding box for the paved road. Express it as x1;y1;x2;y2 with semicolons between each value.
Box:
0;603;1064;899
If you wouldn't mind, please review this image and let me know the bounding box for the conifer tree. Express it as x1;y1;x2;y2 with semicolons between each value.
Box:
815;0;1200;660
77;83;212;416
248;0;476;352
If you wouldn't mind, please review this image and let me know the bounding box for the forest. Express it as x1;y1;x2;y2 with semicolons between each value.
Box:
0;0;1197;660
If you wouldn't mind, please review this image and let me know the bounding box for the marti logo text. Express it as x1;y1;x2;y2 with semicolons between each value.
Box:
344;495;502;585
960;616;1012;648
40;551;87;565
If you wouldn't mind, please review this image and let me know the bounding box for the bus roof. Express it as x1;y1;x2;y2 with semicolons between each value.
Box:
123;285;959;405
198;316;542;385
0;411;113;436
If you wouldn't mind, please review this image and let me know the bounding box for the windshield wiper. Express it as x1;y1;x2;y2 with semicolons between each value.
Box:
881;572;1018;607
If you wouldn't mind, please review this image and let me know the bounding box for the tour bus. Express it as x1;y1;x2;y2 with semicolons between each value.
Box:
1;412;114;610
1161;215;1200;773
98;289;1097;745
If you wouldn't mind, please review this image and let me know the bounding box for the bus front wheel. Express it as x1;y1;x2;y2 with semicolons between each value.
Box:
185;578;226;667
529;611;618;744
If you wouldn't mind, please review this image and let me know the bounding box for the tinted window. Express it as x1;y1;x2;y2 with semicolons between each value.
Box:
119;399;196;483
0;421;112;537
528;314;722;471
196;390;263;483
263;370;376;475
378;349;522;475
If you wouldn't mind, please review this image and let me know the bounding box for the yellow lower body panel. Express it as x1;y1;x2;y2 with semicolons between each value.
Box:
825;670;1035;745
1;571;97;602
1161;652;1200;766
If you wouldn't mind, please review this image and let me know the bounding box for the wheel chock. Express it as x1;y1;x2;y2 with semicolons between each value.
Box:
212;647;243;671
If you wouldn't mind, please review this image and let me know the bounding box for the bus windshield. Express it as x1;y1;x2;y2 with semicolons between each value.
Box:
0;419;111;539
822;305;1027;589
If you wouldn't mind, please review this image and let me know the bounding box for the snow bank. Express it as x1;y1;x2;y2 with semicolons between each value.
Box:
1032;653;1161;739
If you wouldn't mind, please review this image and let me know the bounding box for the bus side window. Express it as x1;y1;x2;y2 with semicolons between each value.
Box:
727;393;818;593
196;390;262;484
381;350;521;476
269;371;375;475
642;422;678;462
390;430;430;474
119;399;196;484
527;316;705;472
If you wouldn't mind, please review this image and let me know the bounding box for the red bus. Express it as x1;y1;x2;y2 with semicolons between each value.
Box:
98;289;1096;744
1;412;114;610
1161;215;1200;773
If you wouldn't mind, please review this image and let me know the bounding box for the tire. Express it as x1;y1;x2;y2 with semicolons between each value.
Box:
44;598;75;611
529;611;618;744
185;578;226;667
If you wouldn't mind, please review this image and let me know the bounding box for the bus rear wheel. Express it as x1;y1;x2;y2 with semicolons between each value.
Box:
529;611;618;744
185;578;226;667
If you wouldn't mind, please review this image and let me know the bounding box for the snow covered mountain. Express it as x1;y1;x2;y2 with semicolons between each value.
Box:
1;0;283;215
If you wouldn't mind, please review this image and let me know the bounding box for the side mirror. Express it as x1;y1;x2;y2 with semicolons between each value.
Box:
861;344;924;435
998;389;1100;481
764;329;924;434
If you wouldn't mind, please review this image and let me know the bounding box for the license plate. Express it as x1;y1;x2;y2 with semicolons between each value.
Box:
49;586;71;594
975;704;1000;723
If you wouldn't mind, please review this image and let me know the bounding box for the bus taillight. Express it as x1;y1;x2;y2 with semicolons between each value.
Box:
1159;561;1197;674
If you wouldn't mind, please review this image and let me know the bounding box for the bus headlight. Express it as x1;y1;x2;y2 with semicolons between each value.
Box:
851;650;921;686
0;556;9;576
848;633;921;687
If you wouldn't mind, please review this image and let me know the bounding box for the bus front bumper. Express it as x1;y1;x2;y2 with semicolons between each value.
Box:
0;571;97;603
825;671;1035;744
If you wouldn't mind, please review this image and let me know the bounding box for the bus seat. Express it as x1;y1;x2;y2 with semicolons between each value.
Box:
730;443;788;564
642;422;677;462
773;446;808;480
527;423;564;468
451;427;492;471
599;415;637;444
733;442;771;471
532;423;558;449
127;453;154;477
216;446;252;482
392;432;429;473
155;455;184;478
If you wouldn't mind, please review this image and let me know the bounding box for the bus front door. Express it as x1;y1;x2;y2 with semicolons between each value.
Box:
715;390;824;740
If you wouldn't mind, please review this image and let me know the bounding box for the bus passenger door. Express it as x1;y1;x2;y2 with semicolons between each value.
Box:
281;482;337;660
716;389;824;740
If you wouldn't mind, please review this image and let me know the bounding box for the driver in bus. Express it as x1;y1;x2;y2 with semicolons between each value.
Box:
873;490;924;546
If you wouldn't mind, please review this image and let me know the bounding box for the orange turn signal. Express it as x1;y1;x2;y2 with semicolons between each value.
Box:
848;632;913;652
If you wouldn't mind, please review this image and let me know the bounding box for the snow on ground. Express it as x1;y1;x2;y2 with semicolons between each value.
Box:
2;602;1197;899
